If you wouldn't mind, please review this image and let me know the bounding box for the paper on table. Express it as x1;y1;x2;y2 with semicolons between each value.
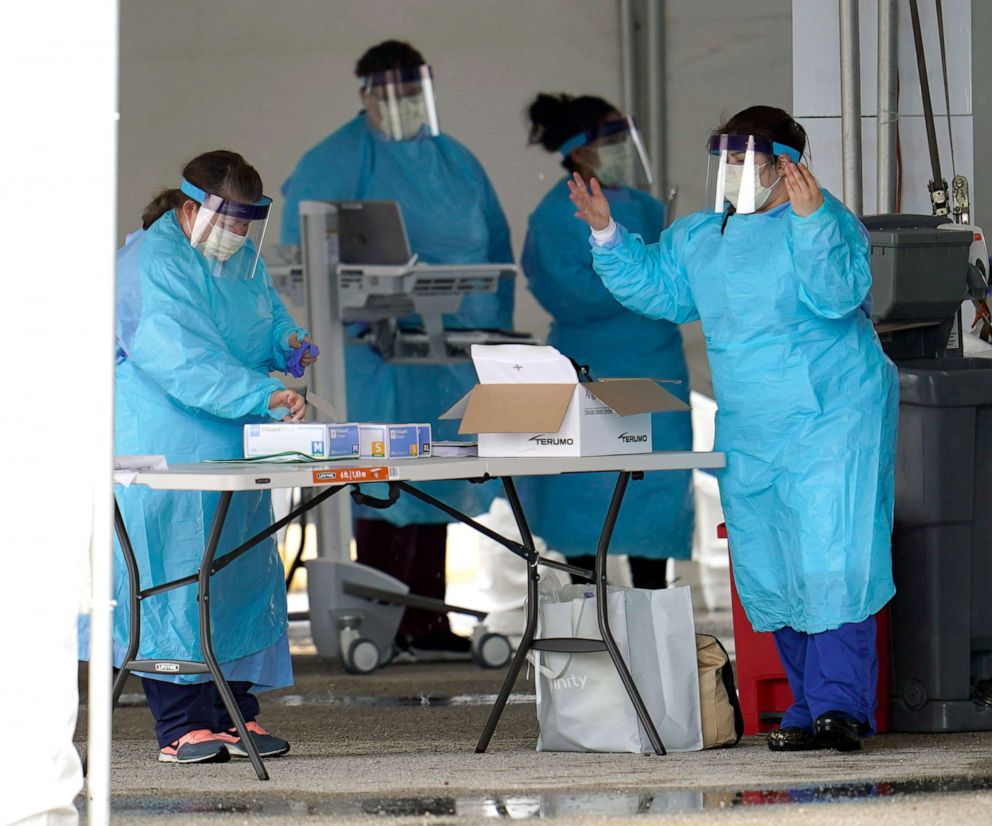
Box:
113;454;168;487
431;440;478;457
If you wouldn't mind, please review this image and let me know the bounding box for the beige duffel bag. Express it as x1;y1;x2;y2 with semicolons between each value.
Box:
696;634;744;748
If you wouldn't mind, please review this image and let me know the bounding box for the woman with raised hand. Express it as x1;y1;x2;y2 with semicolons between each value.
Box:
572;106;898;754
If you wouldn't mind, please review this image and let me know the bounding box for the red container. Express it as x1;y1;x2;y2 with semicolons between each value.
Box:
720;523;890;735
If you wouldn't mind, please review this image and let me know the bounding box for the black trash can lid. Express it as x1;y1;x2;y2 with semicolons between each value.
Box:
898;358;992;407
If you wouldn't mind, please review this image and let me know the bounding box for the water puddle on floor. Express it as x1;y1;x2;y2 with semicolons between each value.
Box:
102;775;992;819
276;691;536;708
116;691;535;709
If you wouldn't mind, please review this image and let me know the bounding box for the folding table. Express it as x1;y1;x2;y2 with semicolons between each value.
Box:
112;451;725;779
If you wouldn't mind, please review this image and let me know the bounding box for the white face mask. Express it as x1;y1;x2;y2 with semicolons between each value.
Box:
200;225;247;262
185;208;247;264
396;94;428;140
723;162;781;210
595;141;635;188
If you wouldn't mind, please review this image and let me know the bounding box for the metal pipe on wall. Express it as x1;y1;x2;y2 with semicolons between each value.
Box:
619;0;635;119
646;0;665;198
839;0;864;214
877;0;898;213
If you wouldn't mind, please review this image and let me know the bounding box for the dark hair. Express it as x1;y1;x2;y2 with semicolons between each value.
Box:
527;93;618;173
141;150;263;230
355;40;425;77
714;105;809;158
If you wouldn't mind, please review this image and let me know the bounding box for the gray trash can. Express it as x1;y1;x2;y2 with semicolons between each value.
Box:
890;357;992;731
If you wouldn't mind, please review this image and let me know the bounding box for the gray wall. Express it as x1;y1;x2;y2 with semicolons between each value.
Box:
118;0;794;394
664;0;793;222
665;0;793;395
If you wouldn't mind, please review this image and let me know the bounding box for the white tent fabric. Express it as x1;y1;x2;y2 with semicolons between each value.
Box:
3;561;84;826
1;2;117;824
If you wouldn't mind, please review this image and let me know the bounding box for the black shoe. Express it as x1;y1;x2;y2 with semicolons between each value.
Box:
814;711;864;752
767;727;823;752
403;629;473;663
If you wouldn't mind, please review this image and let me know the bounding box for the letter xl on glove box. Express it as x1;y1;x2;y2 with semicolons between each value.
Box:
439;344;688;457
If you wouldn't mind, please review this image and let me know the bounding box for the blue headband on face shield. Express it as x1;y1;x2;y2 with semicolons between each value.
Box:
179;178;208;204
558;132;588;157
559;118;645;158
772;142;802;163
708;135;802;164
179;178;272;220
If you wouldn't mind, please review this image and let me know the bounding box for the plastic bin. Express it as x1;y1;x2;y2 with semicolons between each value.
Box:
890;358;992;731
722;523;891;735
863;214;972;322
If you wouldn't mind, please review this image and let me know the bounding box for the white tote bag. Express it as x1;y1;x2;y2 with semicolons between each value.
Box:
534;584;703;753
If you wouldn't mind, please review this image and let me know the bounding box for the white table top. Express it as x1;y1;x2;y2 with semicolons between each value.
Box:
122;451;725;492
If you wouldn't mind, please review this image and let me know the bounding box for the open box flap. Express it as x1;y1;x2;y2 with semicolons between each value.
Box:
457;384;576;434
584;379;689;416
439;391;472;421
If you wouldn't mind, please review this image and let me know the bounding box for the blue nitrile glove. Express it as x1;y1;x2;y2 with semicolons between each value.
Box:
286;341;319;378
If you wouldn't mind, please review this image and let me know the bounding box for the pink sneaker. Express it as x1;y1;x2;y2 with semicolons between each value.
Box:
158;729;230;764
214;721;290;758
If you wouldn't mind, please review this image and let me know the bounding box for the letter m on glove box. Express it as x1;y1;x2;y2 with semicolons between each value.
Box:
440;378;687;458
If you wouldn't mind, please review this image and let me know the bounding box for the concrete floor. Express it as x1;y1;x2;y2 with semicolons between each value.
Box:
76;627;992;825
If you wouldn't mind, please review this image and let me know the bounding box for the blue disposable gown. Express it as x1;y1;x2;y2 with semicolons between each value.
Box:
590;192;898;633
108;210;300;685
281;114;514;524
518;179;693;559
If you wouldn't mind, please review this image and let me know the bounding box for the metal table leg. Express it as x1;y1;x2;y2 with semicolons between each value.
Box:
112;499;141;709
475;477;540;753
107;486;345;779
470;472;665;755
595;472;666;755
196;492;269;780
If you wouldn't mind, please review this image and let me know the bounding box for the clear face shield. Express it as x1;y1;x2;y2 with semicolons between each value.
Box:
560;116;654;189
704;134;802;214
362;64;440;141
180;179;271;280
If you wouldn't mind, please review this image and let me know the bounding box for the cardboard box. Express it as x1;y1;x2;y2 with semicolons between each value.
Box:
244;422;360;460
440;345;688;458
358;423;433;458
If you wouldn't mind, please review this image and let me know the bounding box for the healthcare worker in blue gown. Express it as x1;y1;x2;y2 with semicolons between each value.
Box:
519;93;693;587
570;106;898;753
110;151;317;764
281;41;514;659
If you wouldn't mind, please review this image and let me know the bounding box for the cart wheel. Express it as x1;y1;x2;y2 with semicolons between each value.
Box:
344;638;381;675
472;633;512;669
